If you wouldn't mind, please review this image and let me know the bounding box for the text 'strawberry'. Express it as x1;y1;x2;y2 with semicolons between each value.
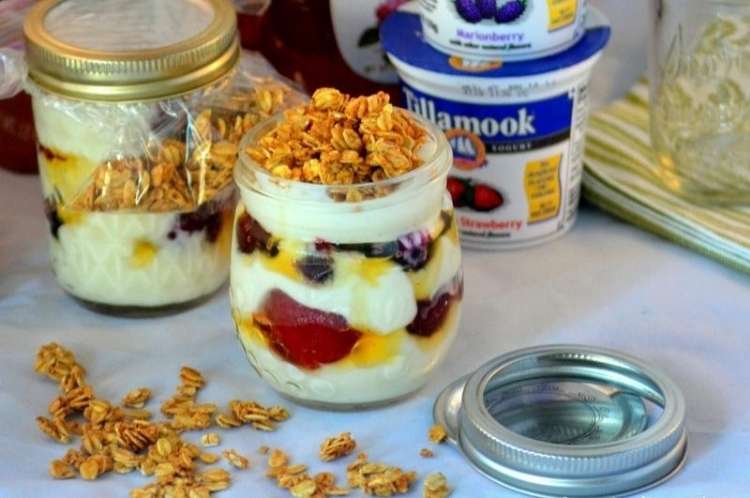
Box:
395;230;431;271
477;0;497;19
455;0;482;23
496;0;525;23
236;212;278;256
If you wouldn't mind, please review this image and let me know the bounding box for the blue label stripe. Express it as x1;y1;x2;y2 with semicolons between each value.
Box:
380;11;610;78
402;84;574;151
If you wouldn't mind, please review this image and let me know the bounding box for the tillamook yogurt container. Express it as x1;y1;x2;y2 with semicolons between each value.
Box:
419;0;588;60
381;8;609;249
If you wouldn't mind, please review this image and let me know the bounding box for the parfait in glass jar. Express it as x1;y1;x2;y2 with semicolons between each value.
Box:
24;0;301;315
231;88;462;408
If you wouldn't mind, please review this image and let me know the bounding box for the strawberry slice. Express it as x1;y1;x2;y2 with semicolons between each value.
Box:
256;290;361;369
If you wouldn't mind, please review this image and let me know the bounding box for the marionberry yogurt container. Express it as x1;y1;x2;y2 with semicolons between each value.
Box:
382;7;610;249
419;0;587;61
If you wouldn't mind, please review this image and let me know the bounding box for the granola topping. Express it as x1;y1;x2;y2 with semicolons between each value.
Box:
61;85;292;213
245;88;429;186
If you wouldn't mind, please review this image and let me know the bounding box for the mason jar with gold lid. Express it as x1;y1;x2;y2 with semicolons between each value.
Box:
23;0;300;315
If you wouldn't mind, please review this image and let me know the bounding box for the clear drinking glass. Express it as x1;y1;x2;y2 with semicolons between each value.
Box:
650;0;750;205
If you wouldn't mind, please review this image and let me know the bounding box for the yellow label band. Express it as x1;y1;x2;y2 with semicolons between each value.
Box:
547;0;578;31
524;154;562;224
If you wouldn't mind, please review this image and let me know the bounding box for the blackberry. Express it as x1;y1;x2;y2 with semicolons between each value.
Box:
455;0;482;23
178;202;223;242
235;212;278;256
297;255;334;284
477;0;497;19
43;199;63;239
495;0;525;23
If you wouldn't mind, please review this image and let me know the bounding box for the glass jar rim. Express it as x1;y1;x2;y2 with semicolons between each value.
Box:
234;109;453;205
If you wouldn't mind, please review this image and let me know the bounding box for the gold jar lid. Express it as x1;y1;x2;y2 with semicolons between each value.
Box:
24;0;240;102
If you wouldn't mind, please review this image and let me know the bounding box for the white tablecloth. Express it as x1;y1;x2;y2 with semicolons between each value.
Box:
2;3;749;495
2;165;749;498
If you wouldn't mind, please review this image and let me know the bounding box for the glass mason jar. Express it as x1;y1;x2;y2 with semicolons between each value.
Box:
23;0;295;315
650;0;750;205
230;113;462;409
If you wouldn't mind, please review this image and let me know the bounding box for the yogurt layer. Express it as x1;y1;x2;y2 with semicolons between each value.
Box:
52;209;232;307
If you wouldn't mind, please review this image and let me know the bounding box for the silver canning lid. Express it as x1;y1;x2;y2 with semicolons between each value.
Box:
434;345;687;497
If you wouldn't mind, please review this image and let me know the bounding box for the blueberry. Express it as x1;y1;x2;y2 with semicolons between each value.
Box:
477;0;497;19
496;0;525;23
297;255;334;284
394;230;431;271
43;199;63;239
455;0;482;23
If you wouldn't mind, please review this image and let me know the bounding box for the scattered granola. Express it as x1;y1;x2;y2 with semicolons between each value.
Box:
68;84;295;213
213;399;289;432
222;449;250;470
428;424;448;444
258;445;270;455
346;453;417;497
266;448;350;497
423;472;451;498
200;432;221;447
245;88;429;188
319;432;357;462
122;388;152;409
419;448;434;458
49;459;76;479
33;343;291;497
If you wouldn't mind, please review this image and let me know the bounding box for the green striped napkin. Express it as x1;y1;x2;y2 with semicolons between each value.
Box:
583;81;750;274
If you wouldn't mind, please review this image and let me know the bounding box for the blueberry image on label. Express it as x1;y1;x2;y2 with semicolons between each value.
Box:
496;0;527;23
476;0;498;19
455;0;483;23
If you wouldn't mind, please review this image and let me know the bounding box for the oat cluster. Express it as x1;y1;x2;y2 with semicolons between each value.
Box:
265;448;350;498
245;88;429;186
419;448;434;458
34;342;290;498
428;425;448;444
319;432;357;462
346;453;417;496
423;472;452;498
69;84;293;213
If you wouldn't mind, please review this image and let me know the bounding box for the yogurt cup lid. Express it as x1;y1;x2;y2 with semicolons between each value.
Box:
380;9;610;78
434;345;687;497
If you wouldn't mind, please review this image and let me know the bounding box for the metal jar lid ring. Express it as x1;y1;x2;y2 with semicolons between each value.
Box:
434;345;687;498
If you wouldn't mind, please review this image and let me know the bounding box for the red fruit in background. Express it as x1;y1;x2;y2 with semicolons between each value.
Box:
257;290;361;369
446;177;468;208
472;184;504;212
